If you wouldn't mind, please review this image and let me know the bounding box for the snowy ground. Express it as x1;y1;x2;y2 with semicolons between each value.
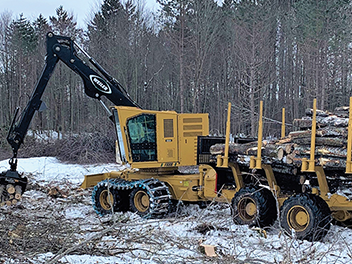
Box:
0;157;352;264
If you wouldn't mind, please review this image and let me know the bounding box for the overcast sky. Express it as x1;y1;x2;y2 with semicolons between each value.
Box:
1;0;159;28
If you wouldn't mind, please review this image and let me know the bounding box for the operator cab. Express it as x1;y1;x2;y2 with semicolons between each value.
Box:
111;106;209;169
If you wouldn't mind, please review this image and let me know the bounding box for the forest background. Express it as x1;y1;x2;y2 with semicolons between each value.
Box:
1;0;352;160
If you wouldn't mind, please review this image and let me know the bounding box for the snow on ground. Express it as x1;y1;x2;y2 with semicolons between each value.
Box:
0;157;352;264
0;157;123;186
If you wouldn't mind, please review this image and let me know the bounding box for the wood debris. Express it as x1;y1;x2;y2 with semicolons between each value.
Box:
200;244;217;257
48;186;67;198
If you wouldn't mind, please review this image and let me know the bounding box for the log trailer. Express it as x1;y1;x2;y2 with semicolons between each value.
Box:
2;32;352;242
214;99;352;242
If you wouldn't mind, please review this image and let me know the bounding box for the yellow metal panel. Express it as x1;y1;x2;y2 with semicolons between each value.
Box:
178;113;209;166
80;170;125;189
203;168;217;198
156;112;179;163
80;172;111;189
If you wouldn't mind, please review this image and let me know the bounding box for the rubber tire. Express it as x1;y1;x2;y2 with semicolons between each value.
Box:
129;187;152;217
92;184;121;216
280;193;331;241
231;185;277;228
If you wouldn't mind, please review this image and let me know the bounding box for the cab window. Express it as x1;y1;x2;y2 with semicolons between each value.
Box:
127;114;157;162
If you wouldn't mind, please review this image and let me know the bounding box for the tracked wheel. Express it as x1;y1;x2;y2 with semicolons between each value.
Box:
231;185;277;228
129;179;170;218
92;180;121;216
130;188;151;215
280;193;331;241
92;178;170;218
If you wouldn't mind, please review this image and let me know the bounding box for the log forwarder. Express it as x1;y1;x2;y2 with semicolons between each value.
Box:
3;32;352;241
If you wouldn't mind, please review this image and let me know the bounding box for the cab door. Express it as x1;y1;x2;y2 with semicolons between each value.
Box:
157;113;178;164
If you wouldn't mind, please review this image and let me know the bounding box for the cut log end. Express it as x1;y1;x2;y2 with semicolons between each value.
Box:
7;184;15;194
277;148;285;161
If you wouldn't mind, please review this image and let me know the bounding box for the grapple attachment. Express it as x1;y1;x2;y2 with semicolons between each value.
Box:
0;159;27;206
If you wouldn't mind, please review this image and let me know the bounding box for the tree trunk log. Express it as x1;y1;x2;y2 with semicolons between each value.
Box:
293;137;346;147
305;108;331;117
210;105;352;173
293;119;313;129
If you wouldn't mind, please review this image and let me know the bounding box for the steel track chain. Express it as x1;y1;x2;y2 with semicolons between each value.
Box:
92;178;171;218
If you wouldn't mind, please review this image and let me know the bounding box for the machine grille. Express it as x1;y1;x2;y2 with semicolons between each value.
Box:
164;119;174;138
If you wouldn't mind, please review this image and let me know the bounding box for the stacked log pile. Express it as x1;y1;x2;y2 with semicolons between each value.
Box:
0;184;22;206
210;106;351;171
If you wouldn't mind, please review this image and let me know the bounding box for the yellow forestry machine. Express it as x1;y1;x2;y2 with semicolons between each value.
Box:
3;32;352;242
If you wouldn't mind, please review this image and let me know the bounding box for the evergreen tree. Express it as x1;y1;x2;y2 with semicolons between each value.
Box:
49;6;81;36
11;14;37;55
8;14;38;110
88;0;156;108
